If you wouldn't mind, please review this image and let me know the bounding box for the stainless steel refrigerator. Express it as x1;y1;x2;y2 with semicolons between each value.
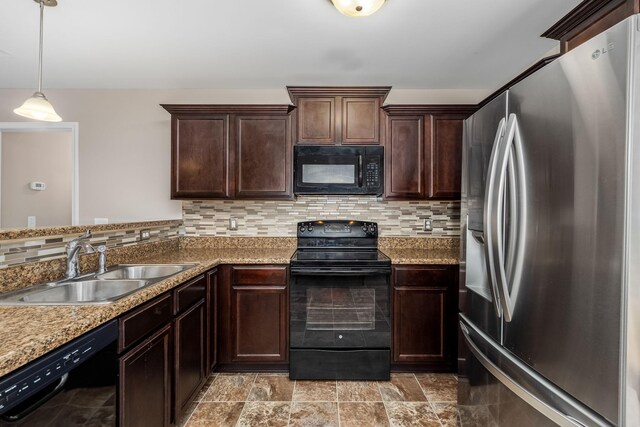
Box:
458;14;640;427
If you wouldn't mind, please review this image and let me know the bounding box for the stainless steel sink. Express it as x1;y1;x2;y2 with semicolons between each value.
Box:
20;280;149;304
97;264;193;280
0;263;197;306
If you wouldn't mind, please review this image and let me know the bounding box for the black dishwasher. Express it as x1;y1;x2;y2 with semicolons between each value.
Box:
0;320;118;426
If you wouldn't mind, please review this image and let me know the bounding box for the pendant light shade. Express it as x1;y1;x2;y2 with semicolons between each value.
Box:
14;0;62;122
331;0;386;17
14;91;62;122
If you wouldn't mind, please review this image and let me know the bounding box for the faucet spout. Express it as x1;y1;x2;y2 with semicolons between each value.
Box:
64;230;93;279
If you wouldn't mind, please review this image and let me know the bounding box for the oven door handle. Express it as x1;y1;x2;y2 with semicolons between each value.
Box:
291;267;391;276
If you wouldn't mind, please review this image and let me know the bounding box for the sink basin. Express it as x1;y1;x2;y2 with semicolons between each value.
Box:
20;280;149;304
97;264;193;280
0;263;197;306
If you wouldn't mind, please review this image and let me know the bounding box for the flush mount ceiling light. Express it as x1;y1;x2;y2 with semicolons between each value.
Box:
330;0;386;17
14;0;62;122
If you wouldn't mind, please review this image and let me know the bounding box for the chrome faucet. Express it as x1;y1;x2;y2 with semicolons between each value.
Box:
64;230;94;279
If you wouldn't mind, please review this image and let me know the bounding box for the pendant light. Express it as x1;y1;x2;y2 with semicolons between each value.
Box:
14;0;62;122
330;0;386;17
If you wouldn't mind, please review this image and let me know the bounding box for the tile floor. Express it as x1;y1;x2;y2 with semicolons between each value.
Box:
179;372;460;427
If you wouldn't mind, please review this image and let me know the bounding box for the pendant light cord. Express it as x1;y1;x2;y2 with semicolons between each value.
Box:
38;0;44;93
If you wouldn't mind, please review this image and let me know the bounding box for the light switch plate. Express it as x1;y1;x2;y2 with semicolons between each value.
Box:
229;217;238;231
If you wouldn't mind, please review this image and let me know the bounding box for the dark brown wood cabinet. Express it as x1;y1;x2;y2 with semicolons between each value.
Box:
428;115;465;199
392;265;458;371
542;0;639;53
170;115;230;199
172;275;207;421
385;115;426;199
383;105;475;200
231;266;288;363
235;115;292;198
287;86;390;145
173;300;206;418
118;271;213;426
119;324;172;427
161;105;295;200
217;265;289;368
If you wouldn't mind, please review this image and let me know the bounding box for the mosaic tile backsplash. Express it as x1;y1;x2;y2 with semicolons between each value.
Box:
0;223;180;269
183;197;460;237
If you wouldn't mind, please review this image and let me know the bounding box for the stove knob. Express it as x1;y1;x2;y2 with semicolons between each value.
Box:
361;223;368;232
369;224;376;233
299;226;305;233
307;225;313;232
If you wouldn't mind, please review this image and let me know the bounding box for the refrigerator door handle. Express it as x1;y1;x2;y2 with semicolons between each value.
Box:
459;315;612;427
488;113;527;322
483;118;506;318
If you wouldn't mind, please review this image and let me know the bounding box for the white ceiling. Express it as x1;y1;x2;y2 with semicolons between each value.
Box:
0;0;582;91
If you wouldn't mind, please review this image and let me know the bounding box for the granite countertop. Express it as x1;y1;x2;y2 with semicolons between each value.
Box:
0;246;295;378
380;247;460;265
0;238;460;378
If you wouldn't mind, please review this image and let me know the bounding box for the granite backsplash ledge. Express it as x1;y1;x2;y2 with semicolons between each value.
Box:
183;197;460;237
0;221;181;270
0;221;182;293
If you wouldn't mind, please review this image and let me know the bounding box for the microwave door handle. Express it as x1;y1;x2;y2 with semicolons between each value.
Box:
358;155;364;187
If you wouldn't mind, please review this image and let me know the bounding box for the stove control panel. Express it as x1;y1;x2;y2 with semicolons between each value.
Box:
297;220;378;238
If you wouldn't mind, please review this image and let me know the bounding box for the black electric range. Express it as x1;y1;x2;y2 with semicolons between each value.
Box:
289;220;391;380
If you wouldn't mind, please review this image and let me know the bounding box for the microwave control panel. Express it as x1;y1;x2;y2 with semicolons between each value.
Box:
364;156;382;191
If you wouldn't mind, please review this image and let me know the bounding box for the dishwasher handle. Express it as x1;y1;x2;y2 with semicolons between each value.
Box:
0;374;68;422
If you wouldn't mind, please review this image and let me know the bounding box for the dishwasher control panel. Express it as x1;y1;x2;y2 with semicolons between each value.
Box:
0;320;117;415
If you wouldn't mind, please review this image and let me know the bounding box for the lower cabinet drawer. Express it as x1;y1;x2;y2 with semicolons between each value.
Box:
232;266;288;286
393;265;453;287
174;275;206;314
119;293;173;352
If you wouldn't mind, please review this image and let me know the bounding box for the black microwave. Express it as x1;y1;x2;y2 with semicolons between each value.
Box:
294;145;384;195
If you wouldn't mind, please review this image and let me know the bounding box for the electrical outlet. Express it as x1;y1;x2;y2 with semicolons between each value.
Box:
228;217;238;231
27;216;36;228
140;229;151;240
423;219;433;231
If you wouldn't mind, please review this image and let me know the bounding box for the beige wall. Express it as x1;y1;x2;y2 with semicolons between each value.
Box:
1;131;72;228
0;88;486;226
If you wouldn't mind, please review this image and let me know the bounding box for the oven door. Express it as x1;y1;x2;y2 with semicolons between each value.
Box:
289;270;391;379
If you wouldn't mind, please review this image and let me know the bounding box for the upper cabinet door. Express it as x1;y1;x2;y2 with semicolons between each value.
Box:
236;115;293;199
385;115;425;199
342;97;381;145
427;115;465;199
297;98;336;144
172;116;230;199
288;87;390;146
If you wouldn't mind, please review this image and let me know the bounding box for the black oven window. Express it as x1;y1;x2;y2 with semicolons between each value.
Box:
306;288;376;331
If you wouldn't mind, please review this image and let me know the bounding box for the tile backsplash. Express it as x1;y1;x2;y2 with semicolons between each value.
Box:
183;197;460;237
